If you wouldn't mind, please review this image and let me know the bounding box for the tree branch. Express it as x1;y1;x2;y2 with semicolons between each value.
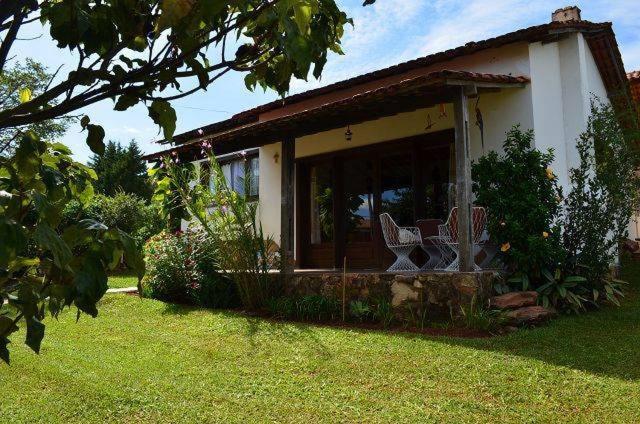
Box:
0;11;24;72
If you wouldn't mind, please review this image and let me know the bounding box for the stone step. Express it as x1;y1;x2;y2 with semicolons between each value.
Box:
506;305;556;326
489;291;538;310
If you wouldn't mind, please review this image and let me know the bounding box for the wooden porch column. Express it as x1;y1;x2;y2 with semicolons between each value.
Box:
280;136;295;277
452;86;474;272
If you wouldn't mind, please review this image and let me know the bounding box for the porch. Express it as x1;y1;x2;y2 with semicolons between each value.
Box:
179;70;530;273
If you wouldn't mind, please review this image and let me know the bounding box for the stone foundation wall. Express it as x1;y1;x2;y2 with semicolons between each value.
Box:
282;272;499;320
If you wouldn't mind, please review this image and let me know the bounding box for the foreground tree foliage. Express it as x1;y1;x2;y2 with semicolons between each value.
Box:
0;0;367;363
0;133;144;363
0;0;353;153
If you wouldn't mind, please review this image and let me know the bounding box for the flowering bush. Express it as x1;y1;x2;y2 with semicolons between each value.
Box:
472;126;565;280
142;230;240;307
142;231;203;304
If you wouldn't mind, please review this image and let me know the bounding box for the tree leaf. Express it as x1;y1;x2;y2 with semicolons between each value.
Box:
293;3;312;34
19;88;32;103
0;316;18;337
156;0;194;32
73;254;108;318
34;224;72;270
0;337;9;364
148;100;177;140
86;124;105;155
25;317;45;354
114;94;139;111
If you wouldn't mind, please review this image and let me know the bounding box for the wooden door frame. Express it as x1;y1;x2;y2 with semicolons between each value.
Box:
295;129;455;270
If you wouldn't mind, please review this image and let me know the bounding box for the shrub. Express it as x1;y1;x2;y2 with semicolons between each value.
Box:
349;300;371;323
151;154;276;310
198;275;241;309
266;295;340;322
265;297;296;319
372;298;395;329
563;99;640;306
142;230;240;308
296;295;341;321
62;192;164;247
142;231;203;304
459;297;509;334
472;126;565;281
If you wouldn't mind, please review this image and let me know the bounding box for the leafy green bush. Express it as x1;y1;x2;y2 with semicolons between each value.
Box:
151;154;276;310
372;298;395;329
265;297;296;319
563;100;640;306
349;300;371;322
266;295;340;322
142;231;203;304
296;295;341;321
473;126;565;280
62;192;164;247
474;106;639;313
198;275;241;309
459;297;509;334
142;230;240;308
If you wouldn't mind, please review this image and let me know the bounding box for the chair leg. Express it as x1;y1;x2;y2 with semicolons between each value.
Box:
387;246;419;272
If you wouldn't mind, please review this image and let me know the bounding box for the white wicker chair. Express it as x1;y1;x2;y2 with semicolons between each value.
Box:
438;207;487;271
379;213;422;272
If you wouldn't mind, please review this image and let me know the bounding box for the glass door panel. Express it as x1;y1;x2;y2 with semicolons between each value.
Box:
343;157;376;269
305;162;334;269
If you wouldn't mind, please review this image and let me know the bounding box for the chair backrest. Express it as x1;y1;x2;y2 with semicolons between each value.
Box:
379;213;401;246
444;206;487;244
472;207;487;244
443;207;459;242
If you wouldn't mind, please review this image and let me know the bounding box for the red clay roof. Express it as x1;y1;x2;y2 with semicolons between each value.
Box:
152;19;628;152
145;70;529;160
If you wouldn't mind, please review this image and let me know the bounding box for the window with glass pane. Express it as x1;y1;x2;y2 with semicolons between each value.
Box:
248;156;259;197
310;164;333;245
209;155;259;198
421;146;451;220
380;154;413;226
343;158;374;242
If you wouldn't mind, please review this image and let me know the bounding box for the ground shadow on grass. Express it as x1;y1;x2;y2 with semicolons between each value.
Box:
426;261;640;381
159;301;333;359
153;261;640;381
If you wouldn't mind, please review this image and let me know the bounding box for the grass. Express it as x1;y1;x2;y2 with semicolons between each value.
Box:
1;263;640;423
107;272;138;289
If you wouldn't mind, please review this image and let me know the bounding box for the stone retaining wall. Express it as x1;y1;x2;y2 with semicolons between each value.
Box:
282;272;499;320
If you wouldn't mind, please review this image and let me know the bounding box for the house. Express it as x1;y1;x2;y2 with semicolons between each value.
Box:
145;6;634;273
628;70;640;240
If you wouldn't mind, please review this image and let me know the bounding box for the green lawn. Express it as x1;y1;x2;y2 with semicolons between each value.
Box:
2;264;640;423
107;273;138;289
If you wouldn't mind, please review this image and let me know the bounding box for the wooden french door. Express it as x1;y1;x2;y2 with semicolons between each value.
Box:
297;130;454;270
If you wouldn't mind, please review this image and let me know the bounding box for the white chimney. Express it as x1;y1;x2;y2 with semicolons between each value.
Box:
552;6;582;22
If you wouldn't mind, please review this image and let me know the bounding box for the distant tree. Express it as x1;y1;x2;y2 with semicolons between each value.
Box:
0;59;71;154
89;140;152;200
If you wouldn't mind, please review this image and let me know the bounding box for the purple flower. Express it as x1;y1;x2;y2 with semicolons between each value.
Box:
197;128;204;135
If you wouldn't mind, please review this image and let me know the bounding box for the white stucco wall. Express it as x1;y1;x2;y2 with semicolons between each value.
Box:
529;33;609;191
